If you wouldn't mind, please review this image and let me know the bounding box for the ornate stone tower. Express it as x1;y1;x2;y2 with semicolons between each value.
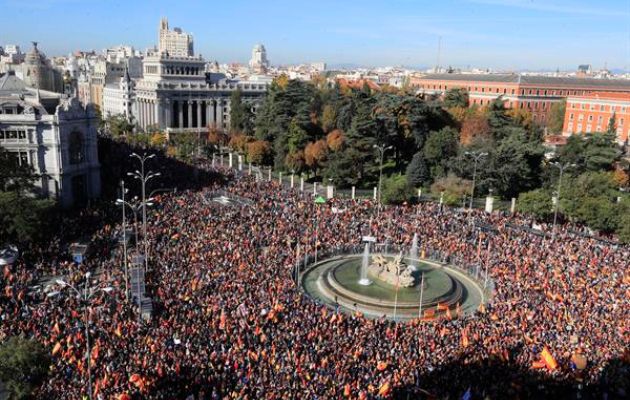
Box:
23;42;50;90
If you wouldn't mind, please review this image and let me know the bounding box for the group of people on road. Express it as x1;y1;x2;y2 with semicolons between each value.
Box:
0;163;627;399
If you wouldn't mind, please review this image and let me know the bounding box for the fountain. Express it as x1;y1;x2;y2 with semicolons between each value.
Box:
358;243;372;286
408;233;419;271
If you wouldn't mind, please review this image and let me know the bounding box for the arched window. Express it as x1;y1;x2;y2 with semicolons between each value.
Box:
68;130;84;164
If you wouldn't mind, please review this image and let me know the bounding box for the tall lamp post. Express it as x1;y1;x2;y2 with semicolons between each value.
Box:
116;190;144;302
465;151;488;212
128;153;160;272
373;144;393;218
551;162;575;241
52;274;113;400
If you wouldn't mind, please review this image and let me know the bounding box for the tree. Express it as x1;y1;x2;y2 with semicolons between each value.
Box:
430;174;472;206
517;189;553;219
229;88;247;134
321;104;337;133
507;108;534;131
326;129;345;151
486;128;545;198
406;152;430;188
582;133;620;171
547;99;566;134
423;127;459;180
607;112;616;134
485;97;511;139
245;140;272;164
106;114;134;137
0;147;38;194
0;337;51;399
0;192;54;244
574;196;619;232
460;113;491;145
304;140;328;174
618;208;630;244
381;174;412;204
443;88;469;108
285;149;306;172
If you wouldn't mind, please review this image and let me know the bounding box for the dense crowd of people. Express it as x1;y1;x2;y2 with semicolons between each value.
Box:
1;162;628;399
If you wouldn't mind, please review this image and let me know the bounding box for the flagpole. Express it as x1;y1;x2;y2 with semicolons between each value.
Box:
418;272;424;319
295;244;300;287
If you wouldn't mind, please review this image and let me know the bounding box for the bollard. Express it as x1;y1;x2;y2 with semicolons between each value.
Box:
268;168;272;182
279;172;283;185
439;191;444;205
238;155;243;171
418;188;422;199
248;163;252;175
291;174;295;189
228;153;233;168
313;182;317;195
510;197;516;214
300;177;304;191
373;187;377;200
351;186;356;200
485;195;494;213
327;185;334;199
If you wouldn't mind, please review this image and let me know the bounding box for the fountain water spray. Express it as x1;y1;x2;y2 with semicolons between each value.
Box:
358;243;372;286
408;233;419;271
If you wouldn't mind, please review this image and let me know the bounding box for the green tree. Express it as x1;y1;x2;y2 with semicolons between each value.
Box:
230;88;252;134
423;127;459;180
0;337;51;399
574;196;619;232
106;114;134;137
517;189;553;219
618;208;630;243
321;104;337;133
485;96;511;138
381;174;412;204
607;112;616;134
406;152;430;187
443;88;469;108
430;174;472;206
547;99;566;134
486;128;545;198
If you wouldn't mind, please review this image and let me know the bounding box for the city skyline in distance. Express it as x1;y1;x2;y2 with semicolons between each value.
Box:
0;0;629;71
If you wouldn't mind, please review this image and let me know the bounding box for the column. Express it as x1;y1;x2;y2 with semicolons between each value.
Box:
139;99;145;129
216;100;223;129
187;100;193;129
155;99;162;129
164;99;171;129
205;101;212;127
178;101;183;129
197;101;203;128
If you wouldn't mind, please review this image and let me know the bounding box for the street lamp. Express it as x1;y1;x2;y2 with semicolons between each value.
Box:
373;144;393;218
465;151;488;212
551;162;575;241
128;152;160;272
115;180;130;303
53;274;113;400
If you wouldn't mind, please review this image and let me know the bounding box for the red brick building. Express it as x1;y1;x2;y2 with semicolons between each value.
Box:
410;73;630;127
563;92;630;143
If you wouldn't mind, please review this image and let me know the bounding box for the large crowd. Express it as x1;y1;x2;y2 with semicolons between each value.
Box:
1;163;628;399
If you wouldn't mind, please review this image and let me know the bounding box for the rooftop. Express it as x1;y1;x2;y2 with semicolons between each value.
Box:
414;73;630;90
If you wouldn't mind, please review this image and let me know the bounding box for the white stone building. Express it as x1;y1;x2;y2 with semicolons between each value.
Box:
102;67;134;121
132;19;268;134
0;71;100;207
158;18;194;57
249;44;270;74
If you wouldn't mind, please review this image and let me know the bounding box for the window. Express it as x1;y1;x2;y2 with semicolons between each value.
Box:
598;116;603;123
600;105;605;111
620;118;624;126
588;115;593;122
68;131;85;165
586;124;592;132
569;113;574;120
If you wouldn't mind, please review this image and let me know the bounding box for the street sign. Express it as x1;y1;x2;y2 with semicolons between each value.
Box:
362;236;376;243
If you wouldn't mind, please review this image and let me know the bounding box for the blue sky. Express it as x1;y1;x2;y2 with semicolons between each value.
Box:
1;0;629;70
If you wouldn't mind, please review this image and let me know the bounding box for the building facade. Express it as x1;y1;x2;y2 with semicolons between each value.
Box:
159;18;194;57
563;92;629;144
133;53;268;133
131;19;269;134
0;71;100;207
102;67;134;120
411;73;630;127
249;44;270;74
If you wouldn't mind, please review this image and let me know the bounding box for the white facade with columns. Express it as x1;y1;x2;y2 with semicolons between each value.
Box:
133;53;267;134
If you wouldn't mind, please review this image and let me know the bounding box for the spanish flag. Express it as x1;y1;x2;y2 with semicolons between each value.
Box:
343;383;351;397
541;347;558;370
378;381;391;396
461;328;469;348
52;342;62;355
376;361;388;371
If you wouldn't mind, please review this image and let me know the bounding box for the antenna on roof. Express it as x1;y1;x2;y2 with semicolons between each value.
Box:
435;36;442;73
